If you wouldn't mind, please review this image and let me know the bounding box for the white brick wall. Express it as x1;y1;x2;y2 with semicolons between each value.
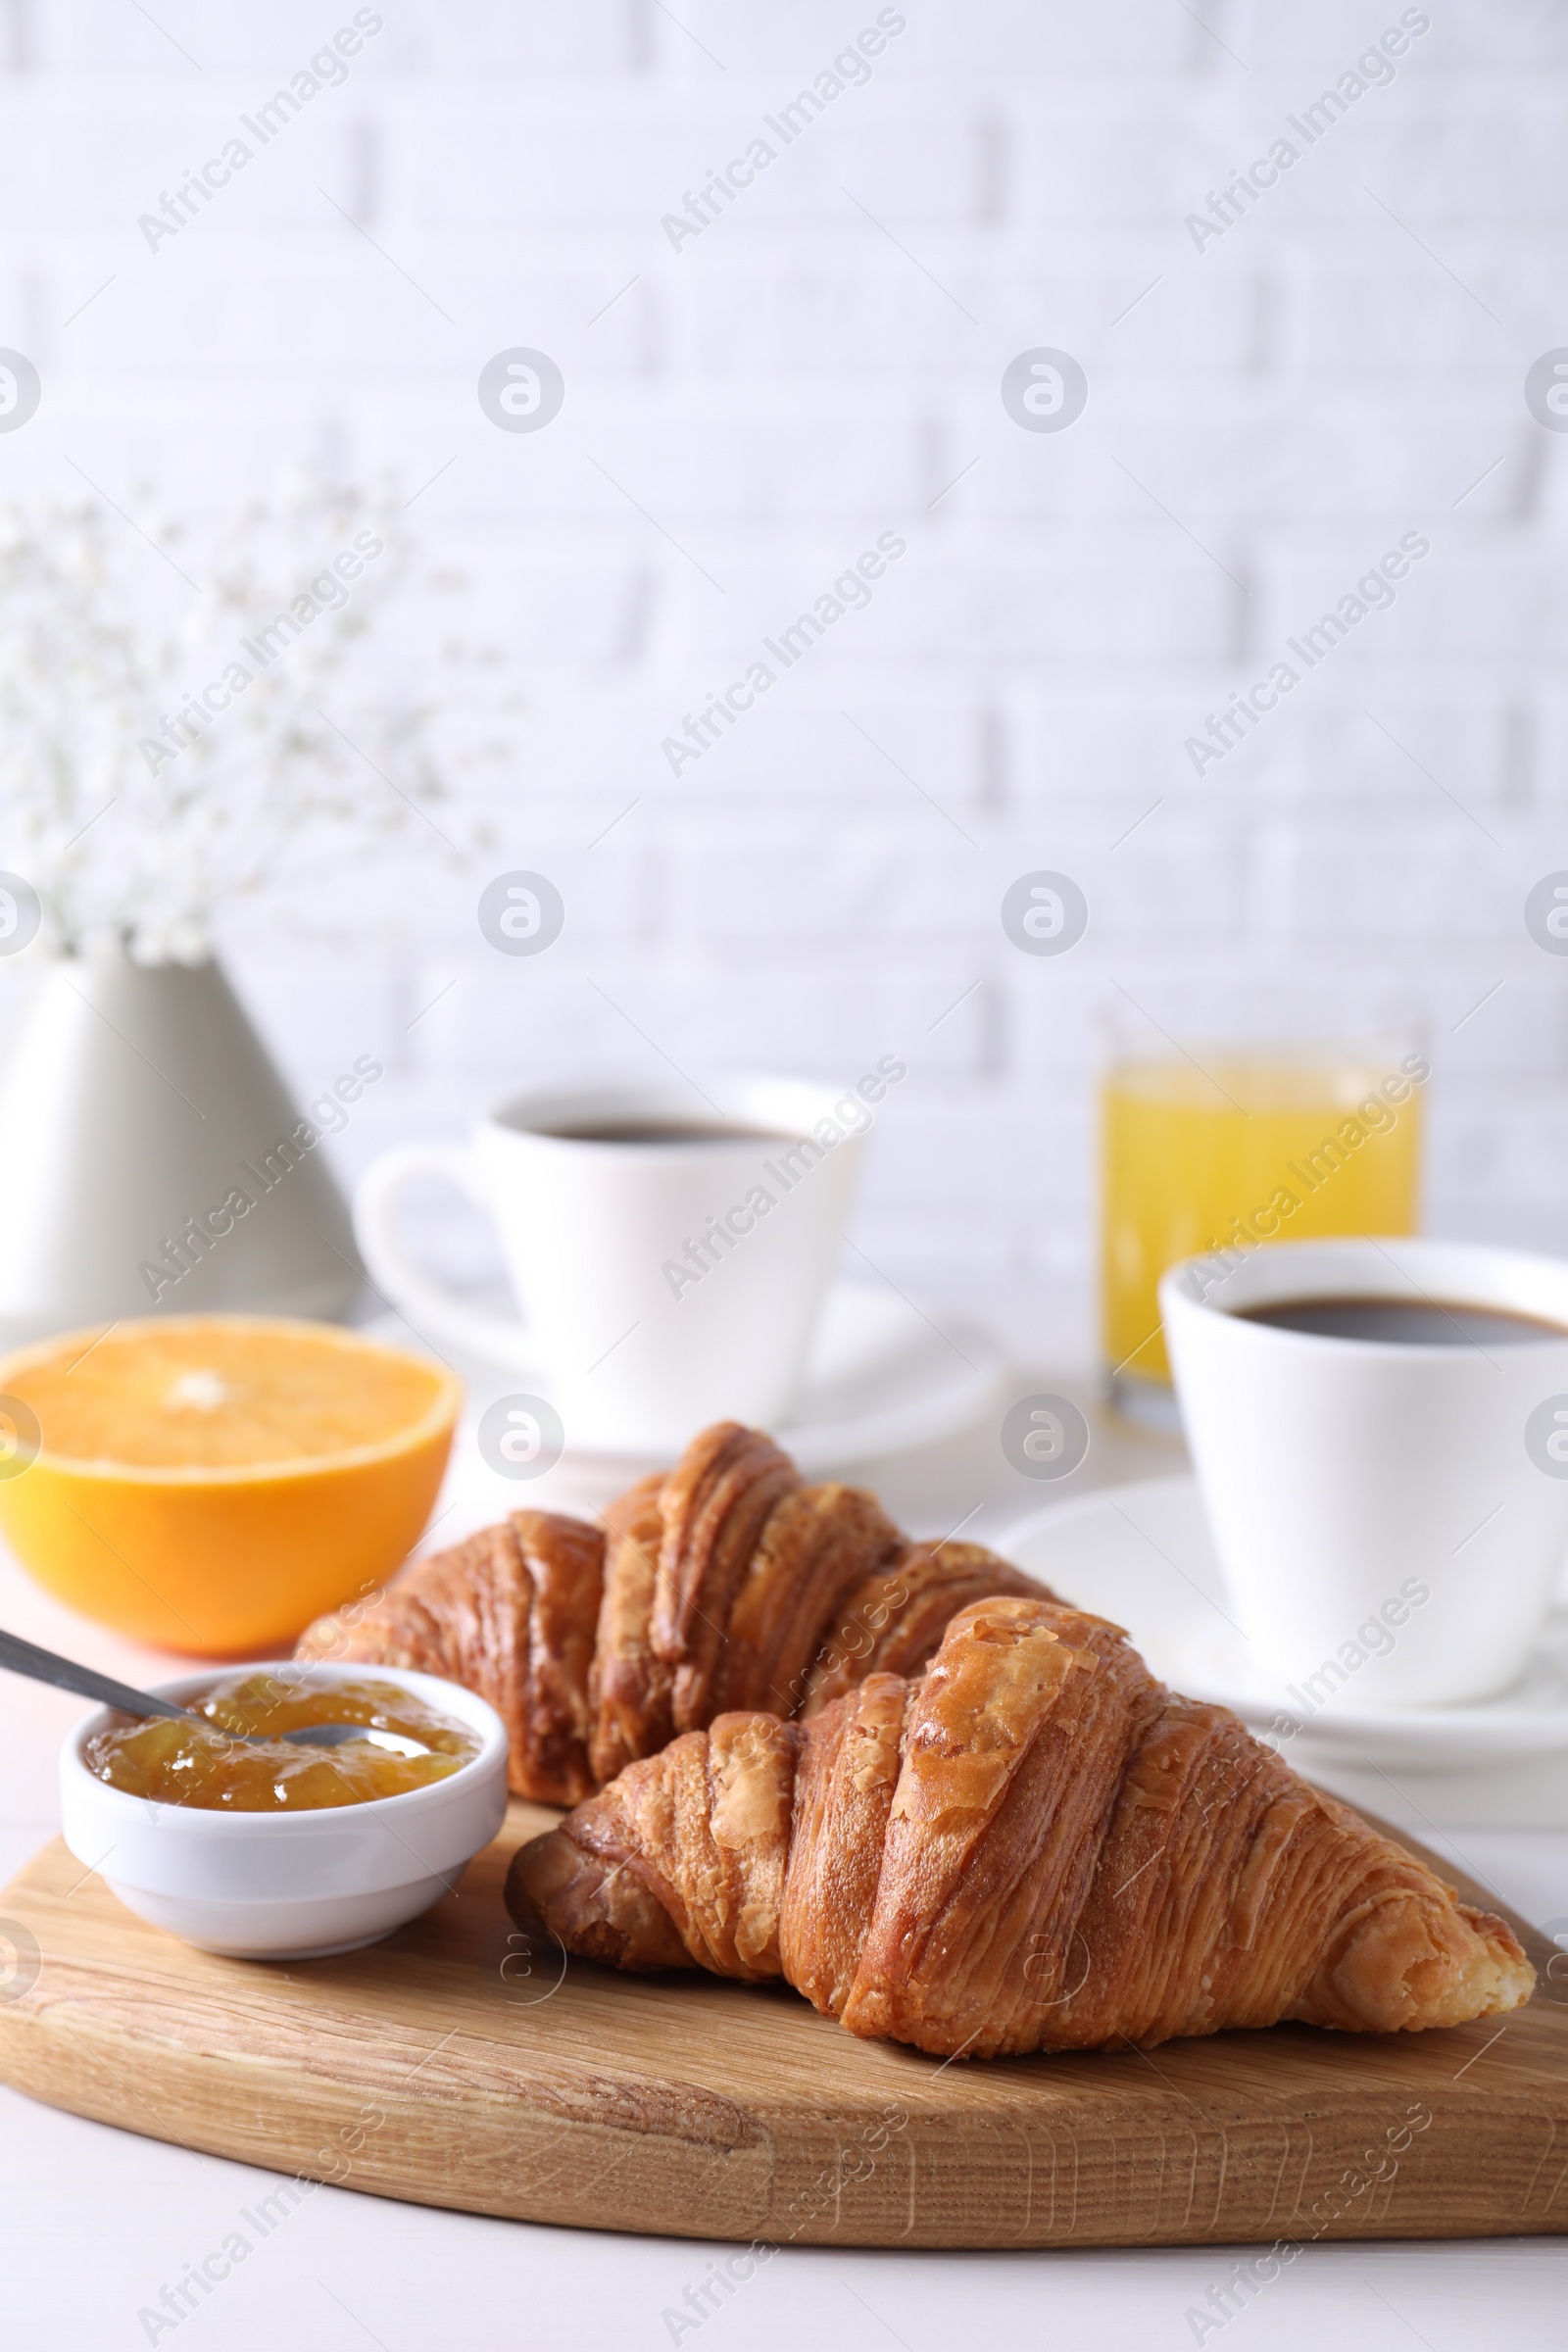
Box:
4;0;1568;1359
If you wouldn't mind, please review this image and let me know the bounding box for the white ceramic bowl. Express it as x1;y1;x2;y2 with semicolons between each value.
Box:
60;1661;509;1959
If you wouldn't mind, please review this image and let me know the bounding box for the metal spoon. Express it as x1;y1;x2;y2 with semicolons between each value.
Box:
0;1627;428;1757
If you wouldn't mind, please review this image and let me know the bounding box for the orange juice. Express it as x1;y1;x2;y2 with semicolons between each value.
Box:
1101;1052;1425;1403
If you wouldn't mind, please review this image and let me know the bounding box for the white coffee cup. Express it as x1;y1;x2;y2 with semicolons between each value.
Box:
1160;1237;1568;1709
353;1076;872;1451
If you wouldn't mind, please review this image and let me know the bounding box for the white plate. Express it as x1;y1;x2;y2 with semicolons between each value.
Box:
999;1474;1568;1770
368;1278;1010;1505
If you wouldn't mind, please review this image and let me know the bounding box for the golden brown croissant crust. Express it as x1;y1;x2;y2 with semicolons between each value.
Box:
297;1507;606;1805
507;1595;1536;2057
297;1420;1051;1804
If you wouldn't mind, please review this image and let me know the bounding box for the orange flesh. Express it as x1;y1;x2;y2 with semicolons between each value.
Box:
9;1322;449;1472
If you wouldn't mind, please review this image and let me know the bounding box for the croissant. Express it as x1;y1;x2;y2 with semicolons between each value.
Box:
506;1593;1535;2057
296;1421;1051;1805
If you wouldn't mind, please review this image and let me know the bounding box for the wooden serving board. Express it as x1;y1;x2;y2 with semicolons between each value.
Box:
2;1799;1566;2250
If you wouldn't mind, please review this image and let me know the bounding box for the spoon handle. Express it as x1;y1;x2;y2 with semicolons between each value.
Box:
0;1628;194;1723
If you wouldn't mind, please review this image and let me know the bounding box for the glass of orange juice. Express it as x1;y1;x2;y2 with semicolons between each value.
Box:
1101;1033;1426;1427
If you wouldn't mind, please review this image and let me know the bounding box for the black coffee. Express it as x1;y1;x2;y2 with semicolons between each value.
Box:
537;1121;789;1147
1239;1297;1568;1347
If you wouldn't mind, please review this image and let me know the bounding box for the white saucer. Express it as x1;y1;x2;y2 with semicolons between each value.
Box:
999;1474;1568;1772
368;1278;1010;1504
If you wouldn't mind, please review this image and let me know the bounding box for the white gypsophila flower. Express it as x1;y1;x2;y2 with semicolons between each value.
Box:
0;470;510;962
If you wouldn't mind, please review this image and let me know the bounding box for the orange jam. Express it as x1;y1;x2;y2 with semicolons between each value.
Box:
81;1673;480;1811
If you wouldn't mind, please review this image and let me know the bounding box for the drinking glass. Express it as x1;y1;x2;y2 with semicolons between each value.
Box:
1101;1031;1425;1428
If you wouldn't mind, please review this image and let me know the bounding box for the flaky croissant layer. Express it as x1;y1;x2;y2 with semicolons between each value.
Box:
298;1421;1051;1803
507;1596;1535;2059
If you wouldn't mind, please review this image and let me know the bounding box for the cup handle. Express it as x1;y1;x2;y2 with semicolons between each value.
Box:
352;1141;543;1372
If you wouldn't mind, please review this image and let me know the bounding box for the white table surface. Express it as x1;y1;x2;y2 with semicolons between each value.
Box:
3;1373;1565;2351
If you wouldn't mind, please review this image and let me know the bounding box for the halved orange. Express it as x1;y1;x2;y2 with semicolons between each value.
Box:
0;1316;461;1654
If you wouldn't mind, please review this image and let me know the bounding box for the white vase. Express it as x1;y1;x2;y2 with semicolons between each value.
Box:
0;945;361;1349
